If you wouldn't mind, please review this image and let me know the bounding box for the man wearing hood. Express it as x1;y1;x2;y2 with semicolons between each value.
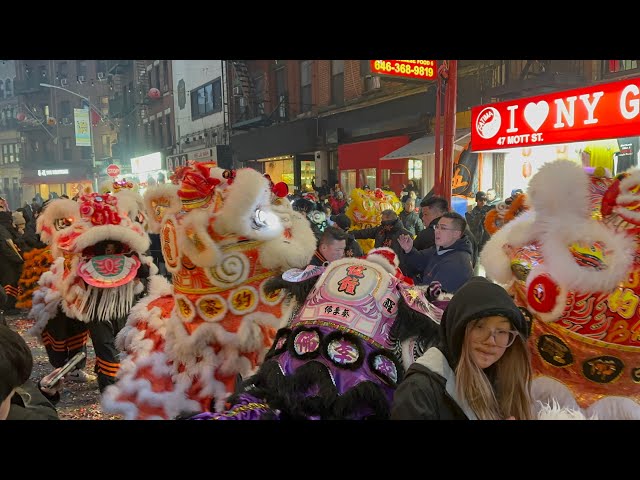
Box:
398;212;473;293
0;206;24;315
391;276;533;420
350;210;411;267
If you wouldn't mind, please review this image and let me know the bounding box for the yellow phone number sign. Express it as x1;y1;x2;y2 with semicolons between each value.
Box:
370;60;436;80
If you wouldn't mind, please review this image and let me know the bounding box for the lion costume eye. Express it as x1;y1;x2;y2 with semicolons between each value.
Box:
54;217;74;231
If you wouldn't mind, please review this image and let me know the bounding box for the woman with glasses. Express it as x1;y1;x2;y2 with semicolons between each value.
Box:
391;276;533;420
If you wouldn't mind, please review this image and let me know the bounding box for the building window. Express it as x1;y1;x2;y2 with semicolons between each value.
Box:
158;117;164;150
253;74;265;115
99;96;109;117
162;60;169;91
2;144;8;164
150;120;156;148
60;101;71;118
331;60;344;106
300;60;313;113
165;114;172;148
4;79;11;98
63;137;72;161
340;169;357;196
190;78;222;120
408;159;423;183
14;143;20;163
359;168;376;189
76;60;87;79
101;135;111;157
58;61;68;80
96;60;107;76
605;60;639;74
275;66;287;121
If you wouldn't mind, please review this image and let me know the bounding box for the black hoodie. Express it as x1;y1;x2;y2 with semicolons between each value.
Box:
391;277;528;419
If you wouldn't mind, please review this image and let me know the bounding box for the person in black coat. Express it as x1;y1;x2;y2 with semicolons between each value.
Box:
350;210;412;263
329;213;363;258
0;324;61;420
390;276;533;420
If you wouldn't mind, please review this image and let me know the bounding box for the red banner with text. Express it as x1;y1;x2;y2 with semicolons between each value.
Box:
471;78;640;151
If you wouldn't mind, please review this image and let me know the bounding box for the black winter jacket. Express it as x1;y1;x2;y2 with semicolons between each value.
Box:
391;277;529;420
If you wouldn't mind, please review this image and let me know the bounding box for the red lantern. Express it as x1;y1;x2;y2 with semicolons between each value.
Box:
16;112;26;122
148;88;161;99
522;161;532;179
47;117;57;126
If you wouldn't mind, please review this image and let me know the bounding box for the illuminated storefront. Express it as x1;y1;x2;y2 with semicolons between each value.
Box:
21;166;92;203
470;78;640;198
124;152;169;196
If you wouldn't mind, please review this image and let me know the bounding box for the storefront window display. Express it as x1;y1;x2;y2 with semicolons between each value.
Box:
264;156;294;193
359;168;376;189
340;169;356;196
300;160;316;192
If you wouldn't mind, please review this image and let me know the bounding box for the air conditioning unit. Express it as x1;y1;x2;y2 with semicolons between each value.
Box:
60;78;68;86
366;75;381;90
239;97;247;107
77;75;85;83
97;72;105;81
232;85;242;96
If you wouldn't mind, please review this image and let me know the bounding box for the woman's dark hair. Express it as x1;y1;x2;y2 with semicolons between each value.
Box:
0;325;32;403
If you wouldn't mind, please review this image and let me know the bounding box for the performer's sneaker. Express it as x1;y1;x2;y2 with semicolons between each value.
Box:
66;369;97;383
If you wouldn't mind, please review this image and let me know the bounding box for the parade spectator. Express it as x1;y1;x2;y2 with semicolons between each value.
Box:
486;188;501;206
309;226;348;266
0;205;24;315
0;324;62;420
391;276;533;420
312;178;331;201
328;190;347;215
330;214;363;258
398;212;474;293
399;197;424;237
465;191;493;255
350;209;412;264
415;195;479;268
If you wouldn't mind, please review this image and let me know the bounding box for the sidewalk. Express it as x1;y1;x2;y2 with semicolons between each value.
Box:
6;313;122;420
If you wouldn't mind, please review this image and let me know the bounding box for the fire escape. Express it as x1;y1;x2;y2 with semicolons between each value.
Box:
230;61;274;131
483;60;586;101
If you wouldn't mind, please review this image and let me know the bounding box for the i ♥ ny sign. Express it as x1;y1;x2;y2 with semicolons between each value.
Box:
470;78;640;151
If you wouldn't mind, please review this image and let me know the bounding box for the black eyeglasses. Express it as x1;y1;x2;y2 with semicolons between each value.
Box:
432;224;459;232
471;324;520;347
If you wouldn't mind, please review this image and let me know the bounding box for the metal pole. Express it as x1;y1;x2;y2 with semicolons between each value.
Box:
442;60;457;208
434;70;442;196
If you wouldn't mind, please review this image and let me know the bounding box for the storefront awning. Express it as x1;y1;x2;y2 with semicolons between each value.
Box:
380;129;471;160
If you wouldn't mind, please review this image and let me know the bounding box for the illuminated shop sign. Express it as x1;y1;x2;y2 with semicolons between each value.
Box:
370;60;436;80
130;152;162;174
471;78;640;151
38;169;69;176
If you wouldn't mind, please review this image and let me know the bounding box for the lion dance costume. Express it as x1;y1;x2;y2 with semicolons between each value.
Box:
28;187;158;392
346;188;402;253
481;160;640;419
101;164;319;419
190;247;444;420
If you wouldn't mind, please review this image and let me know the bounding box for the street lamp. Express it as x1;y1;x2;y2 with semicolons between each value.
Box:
40;82;110;192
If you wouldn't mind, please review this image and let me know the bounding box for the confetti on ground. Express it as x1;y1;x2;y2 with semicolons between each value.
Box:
7;312;123;420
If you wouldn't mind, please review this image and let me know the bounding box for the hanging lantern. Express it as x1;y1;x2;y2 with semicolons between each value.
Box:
47;117;57;126
522;147;532;157
522;160;532;178
16;112;26;122
148;88;161;99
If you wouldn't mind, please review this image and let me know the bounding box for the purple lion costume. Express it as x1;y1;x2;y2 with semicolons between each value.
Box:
191;247;446;420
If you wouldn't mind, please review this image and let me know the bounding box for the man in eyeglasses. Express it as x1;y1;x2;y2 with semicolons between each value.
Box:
397;212;473;293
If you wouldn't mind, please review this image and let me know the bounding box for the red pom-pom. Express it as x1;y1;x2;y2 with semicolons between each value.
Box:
272;182;288;198
527;273;560;314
